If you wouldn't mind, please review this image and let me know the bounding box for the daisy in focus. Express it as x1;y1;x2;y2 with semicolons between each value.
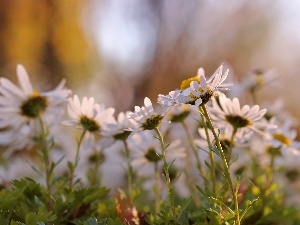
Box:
0;64;71;150
208;95;272;137
157;64;232;108
181;64;232;106
157;90;185;108
127;97;165;131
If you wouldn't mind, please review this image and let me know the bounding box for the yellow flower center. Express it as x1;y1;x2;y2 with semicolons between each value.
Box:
180;75;200;90
141;114;163;130
168;110;190;123
80;115;100;132
21;92;48;118
225;115;251;129
273;133;291;146
256;75;265;85
32;90;40;97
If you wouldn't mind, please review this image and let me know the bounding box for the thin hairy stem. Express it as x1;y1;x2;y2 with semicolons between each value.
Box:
69;129;87;188
123;140;134;200
154;127;177;224
199;111;217;198
181;121;206;181
200;105;240;225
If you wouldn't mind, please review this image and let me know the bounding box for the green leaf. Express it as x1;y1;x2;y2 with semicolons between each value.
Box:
171;172;182;185
161;173;167;182
196;185;206;197
68;161;74;173
106;218;123;225
204;160;211;169
164;142;171;149
83;217;100;225
209;146;221;158
177;197;192;221
25;211;56;224
82;187;110;204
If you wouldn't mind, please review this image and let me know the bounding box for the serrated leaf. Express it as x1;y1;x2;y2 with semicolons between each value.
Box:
25;211;56;224
240;197;260;221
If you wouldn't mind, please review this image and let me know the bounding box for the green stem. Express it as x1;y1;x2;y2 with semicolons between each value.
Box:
200;105;240;225
154;162;160;214
123;140;133;201
89;149;102;186
266;153;276;190
250;88;258;104
181;121;206;182
199;112;217;198
37;116;51;194
154;127;177;224
69;129;87;188
37;116;54;211
228;127;237;164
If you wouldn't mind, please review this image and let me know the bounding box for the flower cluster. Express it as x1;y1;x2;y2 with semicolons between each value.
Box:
1;64;300;225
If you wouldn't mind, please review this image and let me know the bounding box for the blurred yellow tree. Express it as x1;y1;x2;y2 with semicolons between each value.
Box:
0;0;96;88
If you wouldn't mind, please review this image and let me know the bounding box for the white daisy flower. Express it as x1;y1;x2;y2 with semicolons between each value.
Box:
108;111;134;139
157;90;187;108
63;95;116;134
157;64;232;108
97;111;134;148
208;95;271;137
181;64;232;106
0;123;39;154
243;68;280;92
0;64;71;150
265;117;300;152
127;97;165;131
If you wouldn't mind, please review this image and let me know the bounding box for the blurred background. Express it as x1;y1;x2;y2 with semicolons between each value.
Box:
0;0;300;117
